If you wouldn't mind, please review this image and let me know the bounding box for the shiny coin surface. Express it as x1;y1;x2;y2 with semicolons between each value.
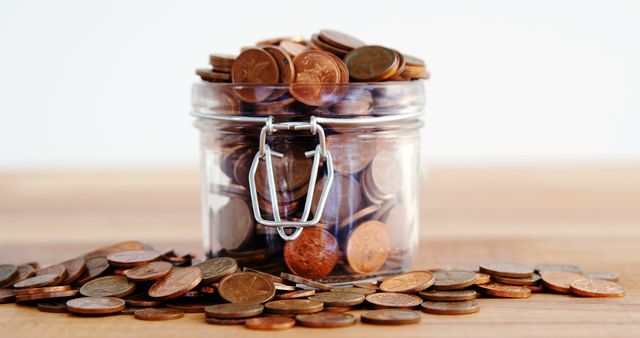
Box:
0;289;16;303
276;289;316;299
148;266;203;300
365;292;423;309
474;272;491;285
534;263;581;275
346;221;391;274
420;300;480;315
205;303;264;319
245;316;296;330
73;257;110;286
280;272;332;291
231;48;279;102
106;249;161;268
218;272;275;304
479;263;534;278
60;257;86;285
205;317;246;325
584;272;620;282
265;299;324;315
134;308;184;321
13;274;59;289
15;285;71;296
66;296;125;315
284;227;339;278
15;289;78;303
344;46;399;82
476;282;532;298
196;257;238;283
296;312;357;328
492;273;541;286
541;271;585;293
279;40;308;57
570;279;625;298
289;50;341;106
418;289;478;302
379;271;435;293
308;291;365;307
37;301;68;313
125;261;173;282
80;275;135;298
361;309;421;325
432;270;477;290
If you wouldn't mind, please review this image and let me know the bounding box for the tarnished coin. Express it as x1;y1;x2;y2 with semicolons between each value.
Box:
379;271;434;293
148;267;202;300
231;48;279;102
361;309;421;325
84;241;145;260
346;221;391;274
196;257;238;283
308;291;365;307
420;301;480;315
66;296;125;315
570;279;625;298
296;312;357;328
218;272;275;304
476;282;532;298
15;290;78;303
541;271;585;293
73;257;110;286
37;301;68;313
534;263;581;275
289;50;341;106
15;285;71;296
215;198;253;250
80;275;135;298
365;292;423;309
330;287;376;295
13;274;59;289
318;29;365;51
205;317;247;325
0;265;18;286
479;263;534;278
0;289;16;303
134;308;184;321
474;272;491;285
265;299;324;315
205;303;264;319
432;270;477;290
419;289;478;302
60;257;86;285
584;272;620;282
276;289;316;299
245;316;296;330
2;264;36;288
344;46;399;82
106;249;161;268
125;261;173;282
283;227;339;278
279;273;332;291
492;273;541;286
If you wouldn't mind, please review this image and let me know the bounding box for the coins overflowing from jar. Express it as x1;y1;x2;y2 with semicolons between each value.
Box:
0;243;626;331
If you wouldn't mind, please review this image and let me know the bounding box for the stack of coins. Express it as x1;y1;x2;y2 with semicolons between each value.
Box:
0;248;626;330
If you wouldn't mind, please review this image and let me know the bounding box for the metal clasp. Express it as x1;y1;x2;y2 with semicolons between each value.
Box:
248;116;334;241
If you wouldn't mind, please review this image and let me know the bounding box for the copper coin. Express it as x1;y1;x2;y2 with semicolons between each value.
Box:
318;29;365;51
36;263;67;282
148;267;202;300
312;174;363;226
344;46;399;82
257;35;306;46
165;299;215;313
541;271;585;293
196;69;231;82
527;284;545;292
284;227;339;278
311;34;350;57
263;46;295;84
330;98;371;115
432;270;478;290
361;309;421;325
265;299;324;315
534;263;581;275
209;54;236;67
242;267;285;284
279;40;308;58
346;221;391;274
570;279;625;298
73;257;110;286
309;291;365;307
290;50;341;106
339;204;380;229
245;316;296;330
231;48;279;102
0;289;15;303
403;54;425;67
330;287;376;295
0;265;18;285
84;241;145;260
296;312;357;328
365;151;402;199
15;290;78;303
60;257;86;285
215;198;253;250
420;301;480;315
476;282;532;298
37;301;68;313
276;289;315;300
353;281;378;290
379;271;434;293
274;282;296;291
205;303;264;319
492;273;541;286
479;263;534;278
205;317;246;325
66;296;125;315
106;249;161;268
196;257;238;283
326;134;376;174
419;289;478;302
474;272;491;285
15;285;71;296
134;308;184;321
13;274;59;289
218;272;275;304
323;306;354;313
126;261;173;282
2;264;36;288
584;272;620;282
365;292;423;309
123;292;162;307
80;275;135;298
280;273;332;291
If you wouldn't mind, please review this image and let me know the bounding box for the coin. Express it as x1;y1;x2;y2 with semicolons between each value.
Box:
540;271;585;293
379;271;434;293
37;301;68;313
479;263;534;278
134;308;184;321
476;282;532;298
215;198;253;250
346;221;390;274
353;281;378;290
15;285;71;296
205;303;264;319
60;257;86;285
279;40;308;58
344;46;399;82
165;299;215;313
73;257;110;286
418;289;478;302
36;264;67;282
311;34;350;57
84;241;145;260
218;272;275;304
280;273;332;291
289;50;341;106
263;46;295;84
330;287;376;295
242;267;285;284
318;29;365;51
283;227;339;278
312;174;363;226
403;54;425;67
209;53;236;68
196;257;238;283
148;266;203;300
309;291;365;307
339;205;380;229
361;309;421;325
265;299;324;315
570;279;625;298
2;264;36;288
492;273;541;286
527;284;545;292
0;265;18;286
584;272;620;282
534;263;581;275
276;289;315;300
474;272;491;285
274;282;296;291
296;312;357;328
257;35;306;46
323;306;354;313
432;270;477;290
106;249;161;268
125;261;173;282
66;296;125;315
196;69;231;82
326;135;376;175
0;289;15;303
205;317;247;325
231;48;279;102
365;151;402;200
15;290;78;303
365;292;423;309
420;300;480;315
245;316;296;330
80;275;136;298
123;292;162;307
13;274;60;289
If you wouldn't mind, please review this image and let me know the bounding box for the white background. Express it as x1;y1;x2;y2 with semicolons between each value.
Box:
1;0;639;169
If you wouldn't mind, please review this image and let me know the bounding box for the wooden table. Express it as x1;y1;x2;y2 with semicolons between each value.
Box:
1;166;639;337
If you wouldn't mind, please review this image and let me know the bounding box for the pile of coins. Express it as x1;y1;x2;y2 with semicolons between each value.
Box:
0;241;625;330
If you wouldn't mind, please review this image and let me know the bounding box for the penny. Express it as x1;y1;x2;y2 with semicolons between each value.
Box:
279;40;308;58
403;54;425;67
570;279;625;298
432;270;477;290
263;46;295;84
283;227;339;278
344;46;399;82
296;312;357;328
84;241;145;260
37;301;68;313
0;265;18;286
541;271;585;293
165;299;215;313
326;134;376;175
274;282;296;291
60;257;86;285
205;303;264;319
205;317;247;325
3;264;36;288
231;48;279;102
323;306;354;313
15;290;78;303
242;267;285;284
134;308;184;321
346;221;391;274
584;272;620;282
318;29;365;51
311;34;350;57
330;98;372;115
106;249;161;268
265;299;324;315
339;205;380;229
379;271;434;293
36;264;67;283
257;35;306;46
492;273;541;286
73;257;110;286
214;198;253;250
479;263;534;278
80;275;135;298
476;282;532;298
534;263;581;275
330;287;376;295
309;291;365;307
313;174;363;227
361;309;421;325
0;289;15;303
353;281;378;290
365;292;423;309
474;272;491;285
245;316;296;330
289;50;341;106
13;274;60;289
15;285;71;296
123;292;163;307
527;284;545;292
420;301;480;315
365;151;402;200
148;267;202;300
126;261;173;282
218;272;275;304
209;53;236;67
195;257;239;284
418;289;478;302
280;273;332;291
276;289;316;300
66;296;125;315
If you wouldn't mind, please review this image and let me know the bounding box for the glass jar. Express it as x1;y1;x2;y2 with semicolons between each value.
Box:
192;81;425;282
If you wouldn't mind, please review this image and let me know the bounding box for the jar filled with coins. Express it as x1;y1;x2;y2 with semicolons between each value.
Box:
192;30;428;282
